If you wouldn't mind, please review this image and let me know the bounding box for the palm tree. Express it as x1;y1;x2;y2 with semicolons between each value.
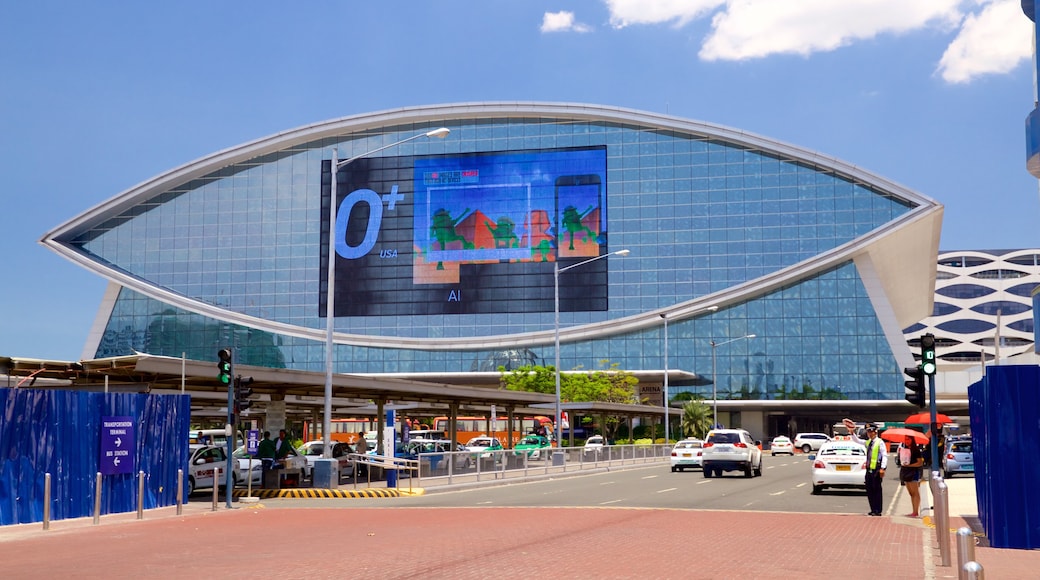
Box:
680;400;714;440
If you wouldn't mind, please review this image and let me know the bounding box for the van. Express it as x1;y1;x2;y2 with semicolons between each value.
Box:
406;429;447;441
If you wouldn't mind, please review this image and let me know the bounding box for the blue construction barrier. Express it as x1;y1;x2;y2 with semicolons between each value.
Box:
968;364;1040;549
0;388;190;526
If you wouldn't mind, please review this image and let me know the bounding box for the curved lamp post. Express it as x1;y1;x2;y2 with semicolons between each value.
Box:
554;249;629;450
324;127;450;458
660;305;717;441
709;333;756;429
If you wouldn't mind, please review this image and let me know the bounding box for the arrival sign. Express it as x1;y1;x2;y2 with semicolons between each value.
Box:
101;416;135;475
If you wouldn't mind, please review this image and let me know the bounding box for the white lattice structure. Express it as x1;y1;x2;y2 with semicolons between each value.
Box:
905;250;1040;368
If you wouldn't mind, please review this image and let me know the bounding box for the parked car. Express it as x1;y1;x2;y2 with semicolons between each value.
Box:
770;436;794;456
793;432;832;453
943;440;974;478
702;429;763;478
670;439;704;472
406;429;447;441
298;441;355;479
407;440;472;470
810;440;867;495
583;435;607;457
513;435;553;460
465;436;504;458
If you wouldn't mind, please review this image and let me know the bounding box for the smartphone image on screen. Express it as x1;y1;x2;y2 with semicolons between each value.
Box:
554;174;603;259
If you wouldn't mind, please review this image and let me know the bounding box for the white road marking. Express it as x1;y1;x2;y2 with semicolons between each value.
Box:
599;481;615;486
599;499;624;505
795;482;807;488
656;488;677;494
641;475;658;480
769;490;786;496
696;480;713;485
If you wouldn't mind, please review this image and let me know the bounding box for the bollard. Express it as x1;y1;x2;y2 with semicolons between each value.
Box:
212;467;219;511
963;561;984;579
931;473;951;567
93;472;102;525
176;469;183;516
43;473;51;531
137;470;145;520
957;527;976;580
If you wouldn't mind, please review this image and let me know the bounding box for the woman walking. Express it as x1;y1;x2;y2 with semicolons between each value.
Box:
898;435;926;517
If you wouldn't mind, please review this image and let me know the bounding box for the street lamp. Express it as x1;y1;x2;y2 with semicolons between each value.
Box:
324;127;450;458
660;305;717;441
554;249;629;450
709;333;756;429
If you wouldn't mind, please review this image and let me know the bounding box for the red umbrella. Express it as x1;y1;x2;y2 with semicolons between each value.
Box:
880;428;929;445
904;412;954;425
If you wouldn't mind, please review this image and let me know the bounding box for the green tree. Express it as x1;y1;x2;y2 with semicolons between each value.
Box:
680;400;713;440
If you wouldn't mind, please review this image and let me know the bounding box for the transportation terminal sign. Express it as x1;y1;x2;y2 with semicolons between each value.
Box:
100;416;135;475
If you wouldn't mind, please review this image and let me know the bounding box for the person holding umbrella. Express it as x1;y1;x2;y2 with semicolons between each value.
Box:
844;418;888;516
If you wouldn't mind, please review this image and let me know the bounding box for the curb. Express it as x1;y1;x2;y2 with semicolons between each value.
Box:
232;487;425;499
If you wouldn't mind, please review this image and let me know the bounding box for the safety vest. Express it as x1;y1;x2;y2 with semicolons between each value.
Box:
867;439;882;471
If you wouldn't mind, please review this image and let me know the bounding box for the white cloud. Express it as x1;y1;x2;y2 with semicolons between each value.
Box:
541;11;593;33
605;0;726;29
699;0;963;60
600;0;1033;84
938;0;1033;83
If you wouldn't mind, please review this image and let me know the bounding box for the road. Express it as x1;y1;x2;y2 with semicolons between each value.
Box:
269;454;905;515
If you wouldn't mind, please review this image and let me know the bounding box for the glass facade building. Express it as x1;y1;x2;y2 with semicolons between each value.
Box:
43;103;942;409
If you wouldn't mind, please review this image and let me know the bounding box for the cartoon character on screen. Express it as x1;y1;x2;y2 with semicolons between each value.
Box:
486;216;519;249
560;205;597;250
431;208;474;251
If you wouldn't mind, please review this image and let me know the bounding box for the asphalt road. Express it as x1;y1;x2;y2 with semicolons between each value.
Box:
266;454;906;515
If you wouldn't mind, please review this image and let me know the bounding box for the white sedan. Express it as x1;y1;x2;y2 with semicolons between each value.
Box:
298;441;355;478
770;436;794;456
670;439;704;472
810;441;867;495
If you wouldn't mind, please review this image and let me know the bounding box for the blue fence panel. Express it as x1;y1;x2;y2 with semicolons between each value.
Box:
968;365;1040;549
0;388;190;526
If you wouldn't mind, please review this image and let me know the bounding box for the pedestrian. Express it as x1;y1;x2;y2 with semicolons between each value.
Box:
844;418;888;516
274;429;292;464
898;436;925;517
355;431;368;477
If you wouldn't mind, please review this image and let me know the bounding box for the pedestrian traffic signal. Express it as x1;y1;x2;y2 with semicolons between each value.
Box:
217;348;232;385
904;365;925;408
920;333;936;376
234;376;254;413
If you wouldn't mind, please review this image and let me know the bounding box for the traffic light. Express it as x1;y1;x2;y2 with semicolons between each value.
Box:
904;365;926;408
234;376;254;413
217;348;232;385
920;333;936;376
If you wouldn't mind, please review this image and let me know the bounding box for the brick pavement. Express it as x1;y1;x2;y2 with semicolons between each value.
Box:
1;474;1037;578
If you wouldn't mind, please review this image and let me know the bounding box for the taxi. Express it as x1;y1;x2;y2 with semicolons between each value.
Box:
769;435;794;456
810;440;867;495
513;434;552;459
186;444;231;495
670;438;703;472
465;436;504;458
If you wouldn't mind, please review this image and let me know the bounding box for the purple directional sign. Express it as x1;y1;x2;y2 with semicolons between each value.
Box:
100;416;135;475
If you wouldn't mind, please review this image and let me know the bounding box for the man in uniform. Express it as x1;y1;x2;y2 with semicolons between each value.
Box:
845;418;888;516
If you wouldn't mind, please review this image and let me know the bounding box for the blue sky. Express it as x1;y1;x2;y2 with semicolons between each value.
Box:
2;1;1037;361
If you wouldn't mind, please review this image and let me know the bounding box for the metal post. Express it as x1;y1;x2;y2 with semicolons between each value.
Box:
137;470;144;519
931;472;951;566
662;314;669;442
711;341;718;427
957;527;977;580
963;561;985;579
212;467;219;511
43;473;51;530
929;372;940;471
93;472;102;525
176;469;183;515
553;260;562;450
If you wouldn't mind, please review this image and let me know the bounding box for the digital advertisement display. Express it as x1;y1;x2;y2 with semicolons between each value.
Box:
319;146;608;317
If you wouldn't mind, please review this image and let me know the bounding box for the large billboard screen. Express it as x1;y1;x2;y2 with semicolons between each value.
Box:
319;146;608;317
